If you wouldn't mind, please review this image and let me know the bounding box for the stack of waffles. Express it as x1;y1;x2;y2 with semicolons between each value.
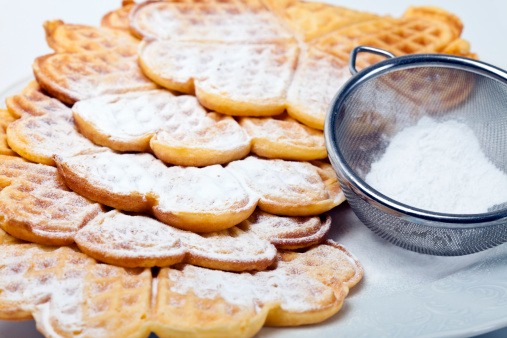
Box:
0;1;475;337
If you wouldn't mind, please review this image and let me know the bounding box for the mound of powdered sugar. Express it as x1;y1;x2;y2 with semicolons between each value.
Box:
365;116;507;214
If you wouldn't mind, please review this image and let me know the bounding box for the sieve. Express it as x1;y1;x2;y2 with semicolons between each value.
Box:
325;46;507;256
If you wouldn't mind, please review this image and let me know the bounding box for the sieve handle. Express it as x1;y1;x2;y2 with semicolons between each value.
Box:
349;46;396;75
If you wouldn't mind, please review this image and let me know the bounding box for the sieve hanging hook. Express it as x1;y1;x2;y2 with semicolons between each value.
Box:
349;46;396;75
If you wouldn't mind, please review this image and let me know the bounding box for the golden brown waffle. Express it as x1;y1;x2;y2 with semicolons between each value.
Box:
54;152;260;232
44;20;139;57
312;6;468;69
33;51;157;105
0;110;17;157
381;66;476;113
139;40;298;116
72;90;251;166
7;114;101;166
101;1;136;31
0;236;152;337
5;81;70;119
153;240;362;336
264;0;379;42
239;113;327;160
0;230;361;337
130;0;294;42
237;209;331;249
0;155;103;245
227;156;345;216
75;210;277;271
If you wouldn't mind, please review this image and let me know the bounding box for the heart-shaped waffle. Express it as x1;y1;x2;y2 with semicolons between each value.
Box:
54;152;259;232
72;90;251;166
33;21;156;105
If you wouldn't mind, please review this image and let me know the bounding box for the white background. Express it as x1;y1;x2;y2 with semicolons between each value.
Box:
0;1;507;337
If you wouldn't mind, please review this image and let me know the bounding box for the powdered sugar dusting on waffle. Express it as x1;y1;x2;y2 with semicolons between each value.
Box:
157;165;257;213
140;41;298;102
33;52;157;105
227;156;330;204
7;114;101;162
60;152;167;195
72;90;210;140
0;243;151;337
56;152;259;231
165;241;362;313
154;115;250;150
130;0;293;42
75;210;276;270
168;264;331;313
287;46;350;129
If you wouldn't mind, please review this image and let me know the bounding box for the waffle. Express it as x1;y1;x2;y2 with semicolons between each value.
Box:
0;110;17;157
130;0;294;42
0;155;103;246
0;236;152;337
72;90;251;166
227;156;345;216
44;20;139;57
33;51;157;105
101;1;136;32
0;228;361;337
54;152;259;232
5;81;70;119
7;114;101;166
381;66;476;113
312;6;469;69
139;40;298;116
75;210;277;271
152;240;362;336
264;0;379;41
239;113;327;160
237;209;331;249
33;20;157;105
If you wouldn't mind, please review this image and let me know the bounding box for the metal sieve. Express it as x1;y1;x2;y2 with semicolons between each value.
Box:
325;46;507;256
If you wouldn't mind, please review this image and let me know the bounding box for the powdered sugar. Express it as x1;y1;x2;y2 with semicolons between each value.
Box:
365;117;507;214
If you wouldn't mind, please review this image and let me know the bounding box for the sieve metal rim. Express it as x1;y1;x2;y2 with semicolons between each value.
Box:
325;47;507;229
